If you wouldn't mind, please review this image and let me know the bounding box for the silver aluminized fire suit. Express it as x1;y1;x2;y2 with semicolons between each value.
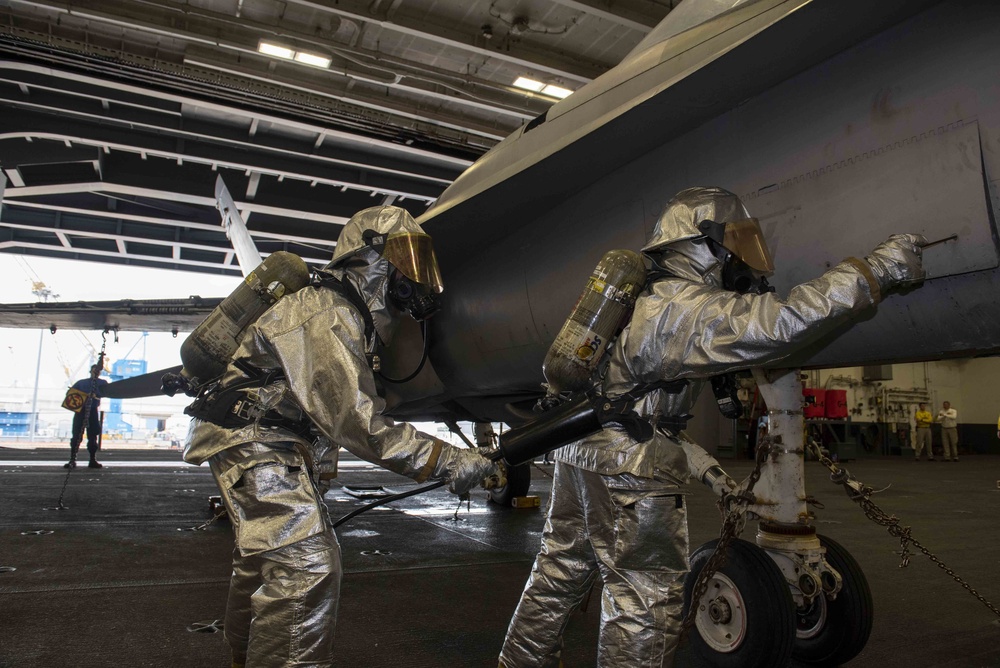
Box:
500;187;924;667
184;206;497;668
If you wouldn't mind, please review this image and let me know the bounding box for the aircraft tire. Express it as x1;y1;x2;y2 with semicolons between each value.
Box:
486;463;531;505
793;535;874;666
683;538;795;668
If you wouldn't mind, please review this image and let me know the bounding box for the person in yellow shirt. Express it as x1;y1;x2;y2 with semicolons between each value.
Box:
914;402;934;461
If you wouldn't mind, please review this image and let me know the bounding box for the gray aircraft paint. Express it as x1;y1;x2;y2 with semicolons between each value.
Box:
403;0;1000;419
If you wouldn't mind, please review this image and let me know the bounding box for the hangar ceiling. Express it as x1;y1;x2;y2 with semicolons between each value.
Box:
0;0;674;276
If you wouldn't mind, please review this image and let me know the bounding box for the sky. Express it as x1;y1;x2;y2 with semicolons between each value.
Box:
0;254;241;430
0;253;466;442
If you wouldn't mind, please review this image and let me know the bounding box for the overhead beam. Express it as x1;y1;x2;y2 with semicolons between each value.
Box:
548;0;666;32
0;124;446;203
182;47;538;124
285;0;604;82
0;61;474;172
9;0;546;125
183;53;515;141
3;201;337;250
0;218;331;266
4;182;351;226
0;238;242;273
245;171;261;201
0;98;458;192
4;168;26;187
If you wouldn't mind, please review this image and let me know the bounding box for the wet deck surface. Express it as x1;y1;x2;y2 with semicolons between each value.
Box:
2;447;998;667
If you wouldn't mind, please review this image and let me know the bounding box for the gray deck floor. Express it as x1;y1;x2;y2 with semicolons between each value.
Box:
1;447;998;667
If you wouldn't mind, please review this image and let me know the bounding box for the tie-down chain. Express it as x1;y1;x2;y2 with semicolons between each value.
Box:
806;438;1000;619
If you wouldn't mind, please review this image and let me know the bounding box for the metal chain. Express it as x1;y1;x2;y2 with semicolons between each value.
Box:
452;493;472;522
806;439;1000;619
52;330;112;511
532;460;554;479
195;509;227;531
50;467;74;511
681;438;770;637
179;509;228;532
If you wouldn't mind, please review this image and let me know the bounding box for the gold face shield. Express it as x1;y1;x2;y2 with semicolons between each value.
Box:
718;218;774;274
382;232;444;293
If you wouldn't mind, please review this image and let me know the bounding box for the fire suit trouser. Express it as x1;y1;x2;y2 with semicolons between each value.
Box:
914;427;932;459
210;442;341;668
500;461;690;668
941;427;959;460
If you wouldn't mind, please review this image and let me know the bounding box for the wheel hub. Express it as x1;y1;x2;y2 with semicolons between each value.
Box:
695;573;748;653
708;597;733;624
796;592;829;639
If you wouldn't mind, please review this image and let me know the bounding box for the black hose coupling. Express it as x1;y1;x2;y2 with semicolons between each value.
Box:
496;392;654;467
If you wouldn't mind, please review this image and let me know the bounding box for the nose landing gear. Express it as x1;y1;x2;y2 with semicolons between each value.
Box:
684;534;873;668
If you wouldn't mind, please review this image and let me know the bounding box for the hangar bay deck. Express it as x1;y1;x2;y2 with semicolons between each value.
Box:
1;448;998;667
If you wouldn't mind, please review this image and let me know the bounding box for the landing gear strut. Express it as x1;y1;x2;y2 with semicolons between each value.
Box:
684;369;875;668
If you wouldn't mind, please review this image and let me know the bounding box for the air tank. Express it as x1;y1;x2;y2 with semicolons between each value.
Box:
179;251;310;385
542;249;647;397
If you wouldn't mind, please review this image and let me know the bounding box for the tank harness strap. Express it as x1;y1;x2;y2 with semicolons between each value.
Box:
636;380;695;435
589;378;691;442
624;378;689;400
184;359;311;437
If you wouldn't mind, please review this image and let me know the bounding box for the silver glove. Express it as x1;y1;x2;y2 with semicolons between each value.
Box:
865;233;927;292
436;446;500;495
481;460;508;491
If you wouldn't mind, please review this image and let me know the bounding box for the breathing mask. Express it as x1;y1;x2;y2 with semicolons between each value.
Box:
364;229;444;321
389;268;441;320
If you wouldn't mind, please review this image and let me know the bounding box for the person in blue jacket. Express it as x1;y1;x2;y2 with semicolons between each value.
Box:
65;364;110;469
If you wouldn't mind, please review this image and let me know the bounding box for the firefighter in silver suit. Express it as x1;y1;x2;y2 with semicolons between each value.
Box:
184;206;498;668
499;187;925;667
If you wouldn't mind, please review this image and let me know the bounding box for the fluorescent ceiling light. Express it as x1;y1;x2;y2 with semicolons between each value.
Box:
542;84;573;99
294;52;332;68
258;42;294;59
258;41;331;69
513;76;545;92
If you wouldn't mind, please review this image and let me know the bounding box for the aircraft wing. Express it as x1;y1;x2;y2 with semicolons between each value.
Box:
101;364;183;399
0;296;221;333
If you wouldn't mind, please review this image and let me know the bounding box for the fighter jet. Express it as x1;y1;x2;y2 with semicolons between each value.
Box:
2;1;998;665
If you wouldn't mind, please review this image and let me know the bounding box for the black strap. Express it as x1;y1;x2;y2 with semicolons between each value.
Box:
623;378;689;402
657;414;694;434
231;357;285;386
184;363;311;436
186;356;298;428
313;270;376;347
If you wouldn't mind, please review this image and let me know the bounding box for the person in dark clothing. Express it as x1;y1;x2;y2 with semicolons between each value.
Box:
65;364;110;469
